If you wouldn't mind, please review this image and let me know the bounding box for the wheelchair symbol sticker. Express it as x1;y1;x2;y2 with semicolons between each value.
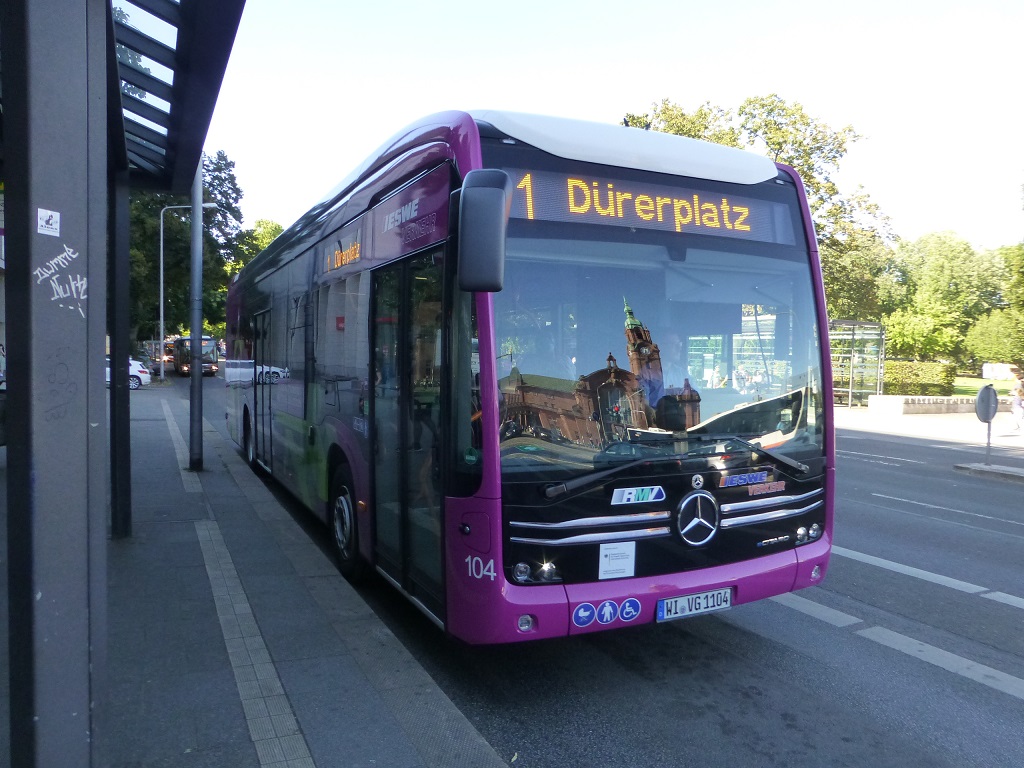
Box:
619;598;641;622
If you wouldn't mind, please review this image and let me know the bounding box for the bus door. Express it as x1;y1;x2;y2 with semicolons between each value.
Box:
371;252;445;620
253;310;272;468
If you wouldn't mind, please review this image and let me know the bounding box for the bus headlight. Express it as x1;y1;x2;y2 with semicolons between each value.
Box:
512;561;562;584
809;523;822;540
517;614;535;632
538;562;558;582
796;526;808;543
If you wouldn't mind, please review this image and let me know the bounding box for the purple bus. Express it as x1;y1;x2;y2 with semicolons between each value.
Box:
226;110;834;644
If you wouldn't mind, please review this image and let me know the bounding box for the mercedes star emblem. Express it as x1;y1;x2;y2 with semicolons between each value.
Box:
677;490;720;546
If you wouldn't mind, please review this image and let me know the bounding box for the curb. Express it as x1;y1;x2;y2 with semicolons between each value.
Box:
953;463;1024;485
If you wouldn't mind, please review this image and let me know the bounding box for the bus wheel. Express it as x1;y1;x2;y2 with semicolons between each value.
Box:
330;466;366;581
243;410;257;469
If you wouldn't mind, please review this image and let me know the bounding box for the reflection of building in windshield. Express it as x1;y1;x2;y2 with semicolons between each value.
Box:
499;301;703;446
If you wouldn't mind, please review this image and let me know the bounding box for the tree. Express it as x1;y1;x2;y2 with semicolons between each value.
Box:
113;7;147;100
737;95;868;249
997;244;1024;312
963;309;1024;369
229;219;284;278
128;151;246;346
624;94;895;323
882;233;1006;362
628;99;741;147
960;244;1024;369
820;229;893;321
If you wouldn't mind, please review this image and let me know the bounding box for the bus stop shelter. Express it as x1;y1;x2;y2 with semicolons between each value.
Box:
0;1;244;764
830;320;885;407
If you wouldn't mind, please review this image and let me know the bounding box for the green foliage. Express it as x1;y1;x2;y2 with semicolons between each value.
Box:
882;360;956;396
113;8;147;100
229;219;284;277
625;93;894;325
128;151;246;344
642;99;741;147
737;95;861;246
963;309;1024;370
882;233;1007;363
883;309;960;361
820;230;892;321
996;244;1024;311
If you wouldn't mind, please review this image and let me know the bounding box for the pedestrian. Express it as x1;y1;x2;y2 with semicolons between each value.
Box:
1011;382;1024;431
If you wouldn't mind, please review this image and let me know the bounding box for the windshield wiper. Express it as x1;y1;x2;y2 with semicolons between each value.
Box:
543;434;809;500
687;433;809;475
542;454;682;500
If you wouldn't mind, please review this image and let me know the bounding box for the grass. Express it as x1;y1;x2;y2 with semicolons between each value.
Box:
953;375;1018;397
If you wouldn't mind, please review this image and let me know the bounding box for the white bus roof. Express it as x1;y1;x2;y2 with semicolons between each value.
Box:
470;110;778;185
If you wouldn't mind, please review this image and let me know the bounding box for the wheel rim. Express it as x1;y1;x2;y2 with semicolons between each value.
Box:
129;376;140;390
332;486;354;560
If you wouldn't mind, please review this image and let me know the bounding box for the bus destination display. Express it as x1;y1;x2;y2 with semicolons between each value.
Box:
508;168;796;246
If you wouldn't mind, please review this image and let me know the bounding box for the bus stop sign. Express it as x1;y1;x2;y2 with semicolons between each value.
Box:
975;384;999;423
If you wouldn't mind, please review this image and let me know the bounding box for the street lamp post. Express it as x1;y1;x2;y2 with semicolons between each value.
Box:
159;202;217;380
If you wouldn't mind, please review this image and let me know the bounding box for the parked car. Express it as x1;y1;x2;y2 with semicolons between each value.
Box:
134;349;154;373
106;356;152;390
256;365;289;384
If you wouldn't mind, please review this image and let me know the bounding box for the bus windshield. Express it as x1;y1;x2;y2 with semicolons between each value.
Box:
491;205;824;481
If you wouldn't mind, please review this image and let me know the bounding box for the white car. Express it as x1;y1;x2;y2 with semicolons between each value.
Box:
106;357;152;390
256;365;289;384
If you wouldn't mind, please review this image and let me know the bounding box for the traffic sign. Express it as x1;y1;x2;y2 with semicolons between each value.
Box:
975;384;998;423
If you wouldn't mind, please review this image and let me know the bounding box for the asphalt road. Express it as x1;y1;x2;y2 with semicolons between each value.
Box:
375;428;1024;767
199;376;1024;767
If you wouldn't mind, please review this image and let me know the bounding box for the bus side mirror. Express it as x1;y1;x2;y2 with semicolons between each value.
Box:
458;169;512;292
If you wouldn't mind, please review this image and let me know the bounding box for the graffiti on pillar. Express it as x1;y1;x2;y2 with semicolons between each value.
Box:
33;244;87;318
44;346;78;422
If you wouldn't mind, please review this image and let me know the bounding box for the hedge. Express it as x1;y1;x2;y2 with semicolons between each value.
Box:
880;361;957;396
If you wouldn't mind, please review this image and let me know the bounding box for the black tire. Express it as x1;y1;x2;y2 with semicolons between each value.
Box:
243;409;258;470
128;376;141;390
270;371;280;383
329;465;367;581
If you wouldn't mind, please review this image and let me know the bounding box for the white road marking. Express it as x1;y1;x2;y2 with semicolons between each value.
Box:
871;492;1024;528
831;546;1024;612
831;546;988;593
162;398;202;493
982;592;1024;610
838;450;926;464
856;626;1024;702
769;592;862;626
196;520;315;766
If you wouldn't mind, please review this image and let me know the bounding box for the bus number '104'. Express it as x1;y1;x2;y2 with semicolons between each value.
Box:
466;556;496;581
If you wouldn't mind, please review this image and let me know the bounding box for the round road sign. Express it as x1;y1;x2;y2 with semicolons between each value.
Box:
975;384;999;423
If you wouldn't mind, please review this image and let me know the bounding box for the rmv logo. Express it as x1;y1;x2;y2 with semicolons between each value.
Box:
611;486;667;505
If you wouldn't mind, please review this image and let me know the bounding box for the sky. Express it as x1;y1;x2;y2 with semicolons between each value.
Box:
203;0;1024;252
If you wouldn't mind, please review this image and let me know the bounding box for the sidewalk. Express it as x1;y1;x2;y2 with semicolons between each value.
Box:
103;389;507;768
833;406;1024;485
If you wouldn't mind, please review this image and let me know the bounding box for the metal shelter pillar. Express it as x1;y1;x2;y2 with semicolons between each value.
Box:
2;0;109;764
110;172;132;539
